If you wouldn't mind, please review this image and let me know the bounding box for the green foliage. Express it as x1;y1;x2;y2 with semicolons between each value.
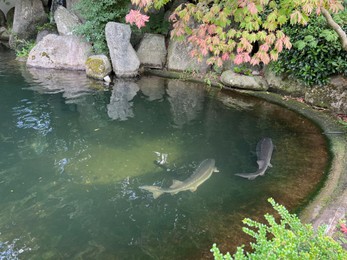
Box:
36;22;57;33
211;198;347;259
73;0;130;54
15;40;36;58
233;65;252;76
132;10;170;35
271;11;347;86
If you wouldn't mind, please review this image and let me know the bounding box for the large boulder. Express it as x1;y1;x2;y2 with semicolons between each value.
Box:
105;22;140;77
27;34;92;70
136;33;167;69
54;5;81;35
167;39;210;73
85;54;112;80
10;0;47;45
220;70;268;91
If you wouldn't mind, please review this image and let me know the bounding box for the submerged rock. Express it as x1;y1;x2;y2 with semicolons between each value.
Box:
85;55;112;80
27;34;92;70
105;22;140;77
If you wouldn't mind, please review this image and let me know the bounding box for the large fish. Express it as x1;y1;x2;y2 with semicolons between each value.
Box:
140;159;219;199
235;138;274;180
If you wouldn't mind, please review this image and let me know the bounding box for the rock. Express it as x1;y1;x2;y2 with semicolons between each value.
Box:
220;70;268;91
136;33;167;69
0;26;9;41
54;5;81;35
305;76;347;114
36;29;58;43
105;22;140;77
263;67;304;96
167;39;210;73
10;0;47;44
85;54;112;80
0;9;5;26
27;34;92;70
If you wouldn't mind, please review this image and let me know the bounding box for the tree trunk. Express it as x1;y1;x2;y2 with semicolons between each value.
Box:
321;7;347;51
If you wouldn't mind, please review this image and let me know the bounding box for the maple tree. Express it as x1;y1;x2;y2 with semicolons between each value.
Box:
126;0;346;67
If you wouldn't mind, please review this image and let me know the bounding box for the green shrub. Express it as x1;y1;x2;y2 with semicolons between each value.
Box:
73;0;130;54
271;11;347;86
211;198;347;259
15;40;36;58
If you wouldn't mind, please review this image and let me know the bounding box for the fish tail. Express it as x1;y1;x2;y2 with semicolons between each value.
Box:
139;185;164;199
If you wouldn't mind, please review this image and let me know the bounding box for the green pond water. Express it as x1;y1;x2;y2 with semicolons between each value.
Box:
0;47;328;259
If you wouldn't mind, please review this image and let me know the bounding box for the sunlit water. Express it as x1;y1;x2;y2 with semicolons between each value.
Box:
0;46;328;259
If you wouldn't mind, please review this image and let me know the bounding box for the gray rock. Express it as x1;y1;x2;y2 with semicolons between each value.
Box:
54;5;81;35
305;76;347;114
105;22;140;77
220;70;268;91
36;29;58;43
0;9;5;26
264;67;304;96
27;34;92;70
85;54;112;80
10;0;47;44
137;33;167;69
167;39;210;73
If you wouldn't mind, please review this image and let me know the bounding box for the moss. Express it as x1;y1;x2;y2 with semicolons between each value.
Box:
41;52;49;59
86;58;105;73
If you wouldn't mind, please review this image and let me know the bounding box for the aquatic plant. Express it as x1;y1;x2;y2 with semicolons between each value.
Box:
211;198;347;259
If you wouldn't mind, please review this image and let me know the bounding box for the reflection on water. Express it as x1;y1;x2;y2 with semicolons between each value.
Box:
107;79;140;121
0;49;329;259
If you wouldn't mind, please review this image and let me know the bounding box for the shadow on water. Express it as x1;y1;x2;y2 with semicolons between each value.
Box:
0;48;328;259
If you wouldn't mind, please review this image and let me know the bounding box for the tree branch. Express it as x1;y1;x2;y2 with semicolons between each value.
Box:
321;7;347;51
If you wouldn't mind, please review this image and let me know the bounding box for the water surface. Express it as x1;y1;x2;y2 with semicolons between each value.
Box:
0;47;328;259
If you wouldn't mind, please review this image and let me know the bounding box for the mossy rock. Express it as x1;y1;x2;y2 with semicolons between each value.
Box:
85;54;112;80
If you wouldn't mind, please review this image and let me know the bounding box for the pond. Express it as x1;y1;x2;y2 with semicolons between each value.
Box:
0;46;328;259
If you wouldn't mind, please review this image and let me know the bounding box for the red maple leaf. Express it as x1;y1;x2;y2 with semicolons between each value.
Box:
340;223;347;234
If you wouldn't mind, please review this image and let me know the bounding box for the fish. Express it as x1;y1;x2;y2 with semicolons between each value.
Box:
235;137;274;180
140;158;219;199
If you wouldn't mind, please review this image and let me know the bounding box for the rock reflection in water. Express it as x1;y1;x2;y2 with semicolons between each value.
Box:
167;80;205;128
138;77;166;101
107;79;139;121
24;67;100;101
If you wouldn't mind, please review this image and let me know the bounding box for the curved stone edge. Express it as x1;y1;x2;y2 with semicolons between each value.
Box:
145;68;347;236
242;91;346;229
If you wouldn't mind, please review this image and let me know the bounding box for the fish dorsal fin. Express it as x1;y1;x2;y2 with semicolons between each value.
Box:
170;179;183;189
257;160;265;168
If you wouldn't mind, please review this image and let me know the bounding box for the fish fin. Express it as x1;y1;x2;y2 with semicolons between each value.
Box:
235;173;258;180
268;162;273;167
170;179;183;189
152;191;164;199
214;167;220;173
139;185;163;199
257;160;265;168
189;187;197;192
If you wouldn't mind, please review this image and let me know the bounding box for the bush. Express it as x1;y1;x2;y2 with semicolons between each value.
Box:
211;198;347;259
73;0;130;54
271;11;347;86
